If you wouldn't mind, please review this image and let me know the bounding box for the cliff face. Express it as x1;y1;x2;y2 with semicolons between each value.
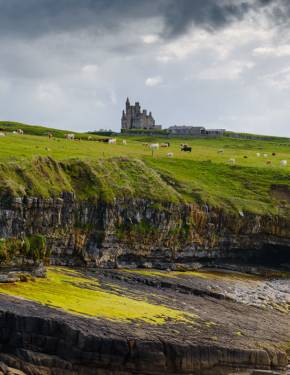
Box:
0;193;289;269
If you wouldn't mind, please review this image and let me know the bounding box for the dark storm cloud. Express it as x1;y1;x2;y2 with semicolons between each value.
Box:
0;0;287;40
160;0;252;37
0;0;159;38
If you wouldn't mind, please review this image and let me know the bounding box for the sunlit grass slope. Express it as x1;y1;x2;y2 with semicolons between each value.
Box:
0;125;289;214
0;121;101;140
0;267;194;324
0;132;290;166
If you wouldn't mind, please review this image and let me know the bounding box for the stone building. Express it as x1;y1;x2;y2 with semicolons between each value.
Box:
167;125;225;136
121;98;162;130
167;126;205;136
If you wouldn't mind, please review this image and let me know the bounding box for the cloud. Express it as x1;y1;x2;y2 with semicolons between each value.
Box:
82;64;99;75
145;76;163;87
142;34;160;44
253;45;290;57
199;60;255;81
262;67;290;89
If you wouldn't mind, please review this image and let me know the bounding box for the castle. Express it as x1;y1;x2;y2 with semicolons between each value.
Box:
121;98;162;130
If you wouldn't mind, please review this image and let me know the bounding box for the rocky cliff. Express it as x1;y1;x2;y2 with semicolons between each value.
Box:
0;192;289;269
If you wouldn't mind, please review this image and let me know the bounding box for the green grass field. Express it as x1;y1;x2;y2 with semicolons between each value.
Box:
0;122;289;214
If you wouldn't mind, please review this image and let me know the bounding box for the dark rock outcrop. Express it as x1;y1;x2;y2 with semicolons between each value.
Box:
0;194;289;269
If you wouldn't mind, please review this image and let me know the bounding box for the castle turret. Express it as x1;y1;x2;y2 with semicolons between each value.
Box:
126;97;130;113
121;110;127;129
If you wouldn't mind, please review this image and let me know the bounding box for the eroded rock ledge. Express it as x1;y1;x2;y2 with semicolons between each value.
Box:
0;194;289;269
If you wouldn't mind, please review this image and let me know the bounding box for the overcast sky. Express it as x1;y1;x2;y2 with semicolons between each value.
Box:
0;0;290;136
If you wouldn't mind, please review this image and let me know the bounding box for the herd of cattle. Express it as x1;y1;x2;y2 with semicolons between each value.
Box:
0;129;288;166
217;148;288;167
65;135;193;156
63;135;289;166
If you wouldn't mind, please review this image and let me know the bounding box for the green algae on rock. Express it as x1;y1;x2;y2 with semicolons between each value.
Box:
0;267;196;324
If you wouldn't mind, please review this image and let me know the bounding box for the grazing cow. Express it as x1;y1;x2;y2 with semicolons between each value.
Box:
217;149;224;154
0;132;5;137
122;140;127;145
149;143;159;156
180;144;192;152
256;153;261;157
160;142;170;147
108;138;116;144
263;153;268;158
272;152;276;156
244;155;248;159
266;160;272;165
142;143;149;147
228;158;236;165
167;152;174;158
65;133;75;140
88;136;92;141
17;129;24;135
280;160;288;166
48;132;53;139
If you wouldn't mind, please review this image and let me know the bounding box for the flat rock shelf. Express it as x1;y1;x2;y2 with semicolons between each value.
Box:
0;267;289;375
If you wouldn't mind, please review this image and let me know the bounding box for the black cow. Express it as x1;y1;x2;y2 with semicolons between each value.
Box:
180;145;192;152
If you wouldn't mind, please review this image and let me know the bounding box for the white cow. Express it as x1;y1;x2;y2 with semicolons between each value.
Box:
167;152;174;158
17;129;24;135
122;140;127;145
0;132;5;137
256;153;261;157
280;160;288;167
108;138;116;144
263;153;268;158
65;133;75;140
149;143;159;150
228;158;236;165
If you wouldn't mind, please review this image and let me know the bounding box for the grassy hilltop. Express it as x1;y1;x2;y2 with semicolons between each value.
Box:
0;122;290;215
